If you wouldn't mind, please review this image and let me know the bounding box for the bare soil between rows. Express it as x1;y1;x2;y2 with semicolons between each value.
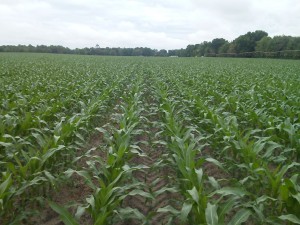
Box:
121;130;181;225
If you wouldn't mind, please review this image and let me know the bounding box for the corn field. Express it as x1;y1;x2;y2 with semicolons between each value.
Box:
0;53;300;225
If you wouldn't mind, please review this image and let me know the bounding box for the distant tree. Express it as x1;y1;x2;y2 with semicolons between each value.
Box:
168;49;176;56
28;44;36;52
211;38;228;53
233;30;268;53
185;45;195;57
157;49;168;57
269;35;290;51
168;49;185;57
287;37;300;50
110;48;117;56
132;48;142;56
141;47;155;56
177;48;186;57
255;36;272;52
218;43;230;54
123;48;134;56
36;45;50;53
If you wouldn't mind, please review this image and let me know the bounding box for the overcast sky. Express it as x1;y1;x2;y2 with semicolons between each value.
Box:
1;0;299;50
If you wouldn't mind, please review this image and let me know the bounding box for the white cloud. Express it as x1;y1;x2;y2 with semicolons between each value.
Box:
0;0;299;49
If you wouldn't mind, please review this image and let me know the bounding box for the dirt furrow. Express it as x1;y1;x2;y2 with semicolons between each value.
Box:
121;97;180;225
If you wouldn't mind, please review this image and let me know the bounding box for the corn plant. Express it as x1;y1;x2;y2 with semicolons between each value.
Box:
49;81;152;224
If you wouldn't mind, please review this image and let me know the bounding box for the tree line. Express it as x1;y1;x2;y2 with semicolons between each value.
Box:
1;30;299;58
183;31;300;59
0;45;161;57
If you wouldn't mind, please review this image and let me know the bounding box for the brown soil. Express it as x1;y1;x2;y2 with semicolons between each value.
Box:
120;105;182;225
123;147;179;224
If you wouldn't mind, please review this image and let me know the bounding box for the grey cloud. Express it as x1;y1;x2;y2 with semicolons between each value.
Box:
0;0;299;49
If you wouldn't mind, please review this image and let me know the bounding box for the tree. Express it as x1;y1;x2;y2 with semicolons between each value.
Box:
211;38;228;53
185;45;195;57
269;36;290;51
233;30;268;53
218;43;230;54
255;36;272;52
287;37;300;50
156;49;168;57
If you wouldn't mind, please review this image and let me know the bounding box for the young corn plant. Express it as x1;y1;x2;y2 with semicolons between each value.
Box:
164;66;300;224
50;82;149;225
154;84;249;225
0;80;123;224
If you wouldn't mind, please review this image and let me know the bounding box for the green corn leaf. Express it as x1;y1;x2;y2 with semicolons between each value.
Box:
195;168;203;184
16;176;48;195
157;205;180;215
41;145;65;164
187;186;199;203
0;174;12;196
214;187;248;197
263;141;281;158
218;197;237;222
32;132;46;148
64;169;95;189
153;140;167;146
276;162;300;184
154;187;178;196
54;135;60;144
118;207;146;221
279;214;300;224
292;193;300;204
179;202;193;222
228;209;252;225
2;134;16;141
86;195;95;209
205;157;224;170
128;189;154;199
75;205;87;220
205;202;218;225
44;170;56;186
255;195;276;205
208;176;220;190
95;127;107;134
48;201;80;225
0;141;12;147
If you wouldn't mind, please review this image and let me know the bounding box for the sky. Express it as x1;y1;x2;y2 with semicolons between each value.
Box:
0;0;299;50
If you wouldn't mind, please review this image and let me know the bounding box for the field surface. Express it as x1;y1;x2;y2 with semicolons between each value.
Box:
0;53;300;225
